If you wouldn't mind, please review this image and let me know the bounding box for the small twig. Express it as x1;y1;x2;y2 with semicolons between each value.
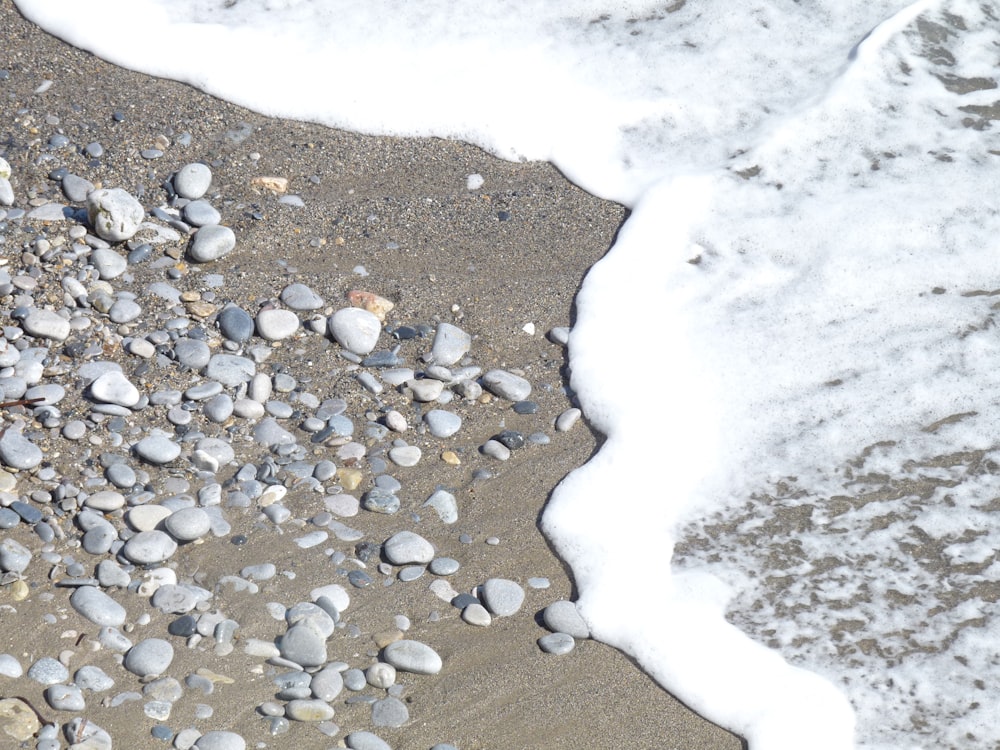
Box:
0;397;44;409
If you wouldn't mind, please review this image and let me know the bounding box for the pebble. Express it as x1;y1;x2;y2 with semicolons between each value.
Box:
0;699;40;742
175;338;211;368
345;732;392;750
90;370;140;406
183;200;221;226
218;305;254;342
383;533;435;567
75;665;115;692
134;434;182;464
286;699;335;722
388;445;421;467
122;530;178;564
431;323;471;365
362;488;400;514
281;283;324;310
124;638;174;677
462;603;492;627
328;307;381;355
87;187;144;241
481;369;532;401
0;654;23;678
371;697;409;728
206;353;255;386
68;585;126;626
27;657;69;685
0;538;32;572
45;684;86;711
538;632;576;655
164;507;212;541
279;623;328;668
192;730;246;750
480;578;525;616
256;308;299;341
366;662;396;689
310;667;344;701
542;600;591;638
383;640;442;675
556;407;583;431
20;308;70;341
174;163;212;199
407;377;444;402
424;409;462;437
480;439;511;461
189;225;236;262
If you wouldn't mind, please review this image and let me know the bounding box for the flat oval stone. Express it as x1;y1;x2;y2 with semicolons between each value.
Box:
285;699;335;722
542;600;591;639
383;531;435;565
193;730;246;750
280;283;324;310
0;429;42;471
134;435;181;465
122;530;178;564
164;507;212;541
423;409;462;438
388;445;421;467
382;640;442;675
182;199;221;226
371;696;409;728
188;224;236;262
279;623;327;668
69;586;126;627
206;354;255;386
481;369;532;401
256;308;299;341
124;638;174;677
91;248;128;279
345;731;392;750
45;684;86;711
481;578;525;617
20;308;70;341
27;657;69;685
0;538;31;573
310;666;344;701
537;632;576;655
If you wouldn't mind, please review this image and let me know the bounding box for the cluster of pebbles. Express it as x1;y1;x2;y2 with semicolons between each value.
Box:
0;118;592;750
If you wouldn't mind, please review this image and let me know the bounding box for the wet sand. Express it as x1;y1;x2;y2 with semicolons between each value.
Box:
1;2;743;748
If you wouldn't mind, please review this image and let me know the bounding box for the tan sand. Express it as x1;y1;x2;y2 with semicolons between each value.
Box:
0;2;743;748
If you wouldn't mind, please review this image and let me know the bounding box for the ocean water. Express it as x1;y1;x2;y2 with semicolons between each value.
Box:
14;1;1000;747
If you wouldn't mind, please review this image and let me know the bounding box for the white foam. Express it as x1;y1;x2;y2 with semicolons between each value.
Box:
15;0;1000;746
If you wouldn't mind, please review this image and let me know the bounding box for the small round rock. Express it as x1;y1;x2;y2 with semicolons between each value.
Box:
124;638;174;677
174;163;213;200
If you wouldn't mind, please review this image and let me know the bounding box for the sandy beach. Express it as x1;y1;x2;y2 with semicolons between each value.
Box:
1;2;743;748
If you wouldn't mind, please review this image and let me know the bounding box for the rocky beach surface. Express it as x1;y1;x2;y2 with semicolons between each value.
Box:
0;3;742;749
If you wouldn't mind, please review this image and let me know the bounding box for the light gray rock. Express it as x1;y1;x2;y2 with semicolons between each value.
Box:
122;530;177;564
20;308;70;341
556;407;583;432
461;603;492;627
431;323;471;365
27;657;68;685
164;507;212;542
69;586;125;628
256;308;299;341
0;428;42;470
89;370;140;407
388;445;421;467
134;435;181;464
188;224;236;262
174;163;212;199
87;187;144;241
542;600;591;638
193;730;246;750
538;632;576;655
45;684;86;712
182;199;221;226
280;283;324;310
481;369;532;401
371;696;409;728
74;665;115;692
481;578;525;616
175;338;211;369
124;638;174;677
423;409;462;438
328;307;381;355
383;531;435;565
422;489;458;524
382;640;442;675
206;354;255;386
91;248;128;279
0;538;31;574
0;654;23;678
345;732;392;750
309;666;344;701
279;623;327;668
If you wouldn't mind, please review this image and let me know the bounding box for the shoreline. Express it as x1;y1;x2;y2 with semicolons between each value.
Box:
0;2;743;749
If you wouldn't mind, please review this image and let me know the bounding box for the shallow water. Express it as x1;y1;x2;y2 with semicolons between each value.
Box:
14;0;1000;747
